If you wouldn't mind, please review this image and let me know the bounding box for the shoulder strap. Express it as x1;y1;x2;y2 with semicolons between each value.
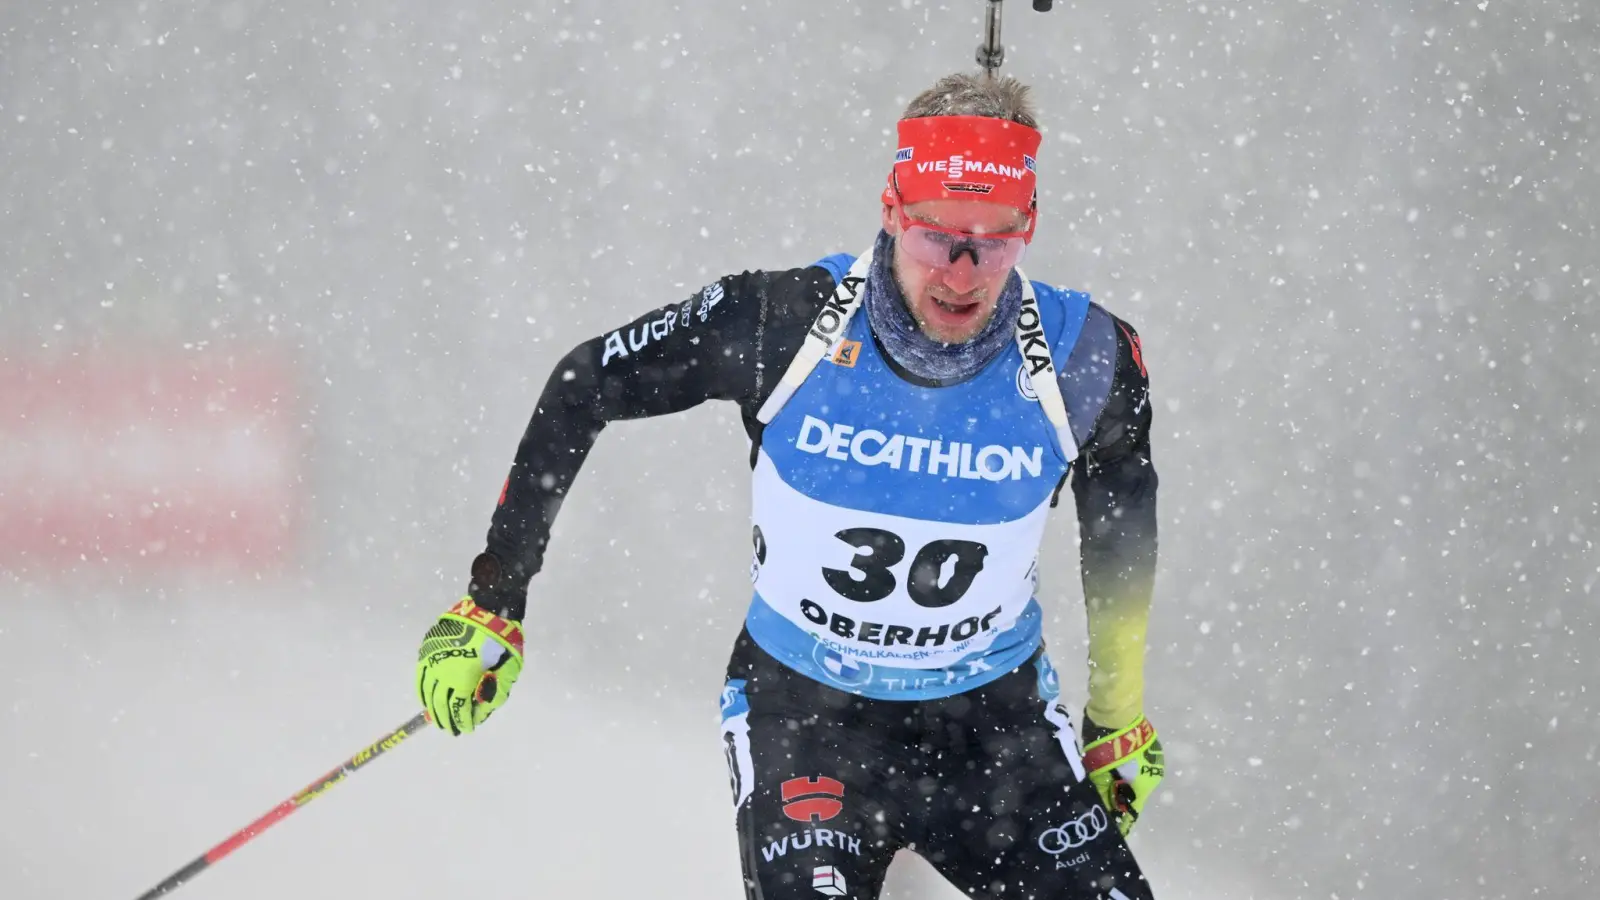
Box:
755;255;1077;460
811;253;858;286
755;249;873;424
1014;269;1078;460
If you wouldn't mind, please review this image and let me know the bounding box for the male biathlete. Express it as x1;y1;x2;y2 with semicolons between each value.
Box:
414;73;1164;900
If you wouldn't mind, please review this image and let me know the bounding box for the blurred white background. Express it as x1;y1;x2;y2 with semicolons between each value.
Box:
2;1;1595;898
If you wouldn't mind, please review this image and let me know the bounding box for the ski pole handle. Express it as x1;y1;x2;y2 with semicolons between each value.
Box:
133;711;432;900
977;0;1005;76
976;0;1059;77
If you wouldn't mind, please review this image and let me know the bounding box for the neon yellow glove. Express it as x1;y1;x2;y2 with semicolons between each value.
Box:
1082;713;1165;836
415;597;524;736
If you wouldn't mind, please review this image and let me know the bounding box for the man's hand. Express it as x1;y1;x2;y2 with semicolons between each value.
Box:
1081;713;1164;836
415;597;524;736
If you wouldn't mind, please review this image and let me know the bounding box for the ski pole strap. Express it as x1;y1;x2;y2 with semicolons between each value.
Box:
133;711;431;900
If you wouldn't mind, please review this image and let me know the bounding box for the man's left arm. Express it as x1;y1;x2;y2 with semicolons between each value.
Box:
1069;315;1164;834
1072;316;1158;733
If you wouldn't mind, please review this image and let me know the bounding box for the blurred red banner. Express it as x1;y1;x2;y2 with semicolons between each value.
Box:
0;350;302;575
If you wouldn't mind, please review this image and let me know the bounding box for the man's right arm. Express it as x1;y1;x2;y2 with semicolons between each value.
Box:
469;268;822;619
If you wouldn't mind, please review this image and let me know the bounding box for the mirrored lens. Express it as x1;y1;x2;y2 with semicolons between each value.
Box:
900;225;1026;273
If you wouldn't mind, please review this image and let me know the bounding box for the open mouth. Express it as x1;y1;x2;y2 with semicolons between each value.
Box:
932;296;981;318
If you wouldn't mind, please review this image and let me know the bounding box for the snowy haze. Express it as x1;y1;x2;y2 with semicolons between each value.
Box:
2;2;1596;899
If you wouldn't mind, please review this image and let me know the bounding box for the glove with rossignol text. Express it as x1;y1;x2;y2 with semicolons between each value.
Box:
415;596;524;736
1082;713;1165;836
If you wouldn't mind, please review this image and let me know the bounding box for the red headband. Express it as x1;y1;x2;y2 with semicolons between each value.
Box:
882;115;1041;218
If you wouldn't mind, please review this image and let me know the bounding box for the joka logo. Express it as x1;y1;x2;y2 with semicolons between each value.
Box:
780;777;844;823
1017;295;1053;377
830;339;861;368
808;276;864;346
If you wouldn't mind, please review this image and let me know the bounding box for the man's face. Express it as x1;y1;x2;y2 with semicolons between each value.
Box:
881;198;1030;345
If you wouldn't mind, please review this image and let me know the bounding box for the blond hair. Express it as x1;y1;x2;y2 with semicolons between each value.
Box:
901;73;1039;128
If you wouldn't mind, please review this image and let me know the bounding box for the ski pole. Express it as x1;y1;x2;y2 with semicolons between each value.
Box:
977;0;1006;76
976;0;1057;78
133;711;431;900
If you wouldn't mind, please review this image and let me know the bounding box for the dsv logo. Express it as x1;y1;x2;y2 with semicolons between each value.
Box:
1037;806;1109;855
781;776;845;823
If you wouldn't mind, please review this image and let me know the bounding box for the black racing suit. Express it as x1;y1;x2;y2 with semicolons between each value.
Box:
468;264;1159;900
722;631;1150;900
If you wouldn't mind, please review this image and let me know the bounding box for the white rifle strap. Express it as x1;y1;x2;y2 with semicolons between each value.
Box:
756;256;1078;462
755;248;874;425
1014;268;1079;460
